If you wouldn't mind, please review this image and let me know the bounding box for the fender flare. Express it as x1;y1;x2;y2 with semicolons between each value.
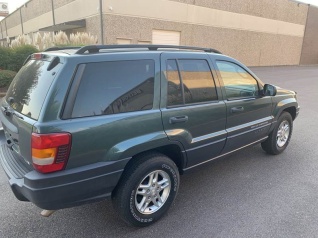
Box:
105;131;187;168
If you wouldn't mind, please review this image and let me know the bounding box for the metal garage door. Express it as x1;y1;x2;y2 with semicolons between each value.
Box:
117;38;132;44
152;30;180;45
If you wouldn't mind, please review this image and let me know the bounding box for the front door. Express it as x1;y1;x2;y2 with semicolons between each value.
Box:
214;60;273;153
160;52;227;168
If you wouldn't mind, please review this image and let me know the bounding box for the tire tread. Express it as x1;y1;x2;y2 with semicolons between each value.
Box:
112;152;179;226
261;112;293;155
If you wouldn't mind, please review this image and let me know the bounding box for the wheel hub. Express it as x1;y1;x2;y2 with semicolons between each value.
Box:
276;120;290;148
135;170;171;215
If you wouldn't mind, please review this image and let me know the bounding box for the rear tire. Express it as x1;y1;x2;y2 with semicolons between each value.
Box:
261;112;293;155
112;153;180;227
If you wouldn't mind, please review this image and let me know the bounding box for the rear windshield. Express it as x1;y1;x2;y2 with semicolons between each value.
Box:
6;59;60;120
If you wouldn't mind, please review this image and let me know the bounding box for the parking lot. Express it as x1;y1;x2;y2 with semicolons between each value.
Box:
0;65;317;238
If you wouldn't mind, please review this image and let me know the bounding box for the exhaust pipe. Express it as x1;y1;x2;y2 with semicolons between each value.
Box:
40;210;56;217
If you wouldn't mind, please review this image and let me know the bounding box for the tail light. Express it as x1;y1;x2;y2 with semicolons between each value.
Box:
31;133;71;173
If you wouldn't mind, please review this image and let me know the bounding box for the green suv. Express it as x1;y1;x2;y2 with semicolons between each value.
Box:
0;45;299;226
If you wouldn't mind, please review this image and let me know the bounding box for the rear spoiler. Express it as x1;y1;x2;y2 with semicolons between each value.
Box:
22;54;60;71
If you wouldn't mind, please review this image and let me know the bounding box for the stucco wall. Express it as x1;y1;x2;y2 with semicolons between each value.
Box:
4;10;20;29
86;15;101;43
104;14;302;66
0;0;310;66
300;6;318;65
0;21;6;38
21;0;52;22
170;0;308;25
53;0;76;9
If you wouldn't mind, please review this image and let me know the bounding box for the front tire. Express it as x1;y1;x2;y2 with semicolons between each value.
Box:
261;112;293;155
112;153;180;227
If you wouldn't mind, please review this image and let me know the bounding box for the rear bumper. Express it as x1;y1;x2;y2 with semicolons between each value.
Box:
0;144;129;210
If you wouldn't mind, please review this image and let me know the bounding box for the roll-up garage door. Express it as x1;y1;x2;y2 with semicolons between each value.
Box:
152;30;180;45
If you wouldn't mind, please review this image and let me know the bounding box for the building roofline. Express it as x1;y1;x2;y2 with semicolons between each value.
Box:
0;0;32;23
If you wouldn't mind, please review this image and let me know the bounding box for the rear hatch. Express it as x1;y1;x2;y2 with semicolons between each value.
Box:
0;54;62;176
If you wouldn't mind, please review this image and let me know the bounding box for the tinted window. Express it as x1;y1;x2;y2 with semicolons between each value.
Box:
72;60;155;118
166;60;183;107
216;61;259;99
6;59;60;120
178;60;217;104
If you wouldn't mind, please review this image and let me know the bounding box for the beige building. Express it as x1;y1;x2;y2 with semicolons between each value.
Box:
0;0;316;66
300;5;318;65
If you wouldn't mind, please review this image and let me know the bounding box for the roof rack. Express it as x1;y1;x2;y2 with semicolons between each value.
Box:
75;45;222;54
45;46;81;52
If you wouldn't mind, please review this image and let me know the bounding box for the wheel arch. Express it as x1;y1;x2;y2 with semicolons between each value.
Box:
282;107;297;120
273;98;298;121
123;144;187;176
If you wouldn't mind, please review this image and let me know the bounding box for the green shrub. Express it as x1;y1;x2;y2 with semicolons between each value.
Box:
0;47;13;70
8;45;38;72
0;70;17;88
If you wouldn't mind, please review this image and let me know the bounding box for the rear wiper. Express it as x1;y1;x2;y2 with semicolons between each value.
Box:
1;107;24;120
12;112;24;120
1;106;10;116
7;97;14;105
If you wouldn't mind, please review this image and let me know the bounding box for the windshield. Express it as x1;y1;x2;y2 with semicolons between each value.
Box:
5;59;61;120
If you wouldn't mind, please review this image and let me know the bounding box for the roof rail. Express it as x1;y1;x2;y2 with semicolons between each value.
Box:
75;45;222;54
44;46;81;52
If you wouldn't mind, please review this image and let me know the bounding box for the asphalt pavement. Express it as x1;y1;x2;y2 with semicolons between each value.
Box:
0;65;318;238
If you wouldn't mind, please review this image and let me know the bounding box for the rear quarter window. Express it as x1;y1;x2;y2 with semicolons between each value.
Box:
71;60;155;118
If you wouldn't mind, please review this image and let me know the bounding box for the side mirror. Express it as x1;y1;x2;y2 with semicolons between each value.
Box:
263;84;277;96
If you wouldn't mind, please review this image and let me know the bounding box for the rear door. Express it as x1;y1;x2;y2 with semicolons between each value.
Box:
160;52;227;168
0;56;62;169
214;60;273;153
59;54;164;169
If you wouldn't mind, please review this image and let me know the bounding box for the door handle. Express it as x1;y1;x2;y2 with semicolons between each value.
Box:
169;116;188;124
231;106;244;113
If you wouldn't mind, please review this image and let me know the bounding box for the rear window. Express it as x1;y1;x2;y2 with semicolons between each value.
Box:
71;60;155;118
6;59;60;120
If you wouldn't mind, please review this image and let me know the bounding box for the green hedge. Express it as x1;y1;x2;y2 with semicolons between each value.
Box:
0;45;38;72
0;47;12;70
0;70;17;88
9;45;39;72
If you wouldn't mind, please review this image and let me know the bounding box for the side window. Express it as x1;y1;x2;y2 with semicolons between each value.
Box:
167;60;183;107
72;60;155;118
216;61;259;99
178;60;218;104
166;59;217;107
